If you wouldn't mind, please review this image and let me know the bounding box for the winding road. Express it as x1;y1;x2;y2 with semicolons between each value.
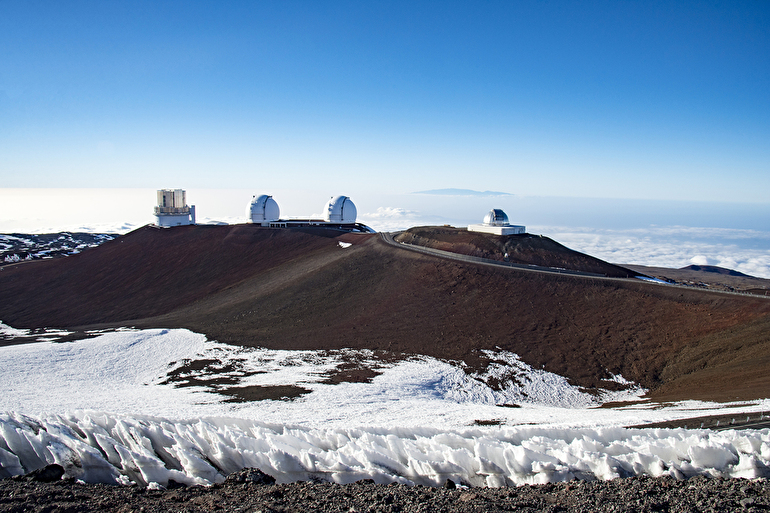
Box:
379;231;770;299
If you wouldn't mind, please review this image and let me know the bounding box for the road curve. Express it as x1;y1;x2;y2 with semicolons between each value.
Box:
379;231;770;299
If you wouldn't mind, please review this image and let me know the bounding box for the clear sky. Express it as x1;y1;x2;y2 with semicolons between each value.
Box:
1;0;769;202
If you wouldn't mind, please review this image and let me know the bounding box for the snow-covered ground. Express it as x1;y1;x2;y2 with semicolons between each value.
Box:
1;325;769;486
0;324;648;424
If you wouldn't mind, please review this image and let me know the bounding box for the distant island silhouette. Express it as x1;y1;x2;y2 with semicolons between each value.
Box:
414;188;512;196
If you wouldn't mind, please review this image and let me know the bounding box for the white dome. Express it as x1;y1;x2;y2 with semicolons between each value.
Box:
247;194;280;223
323;195;357;223
483;209;509;227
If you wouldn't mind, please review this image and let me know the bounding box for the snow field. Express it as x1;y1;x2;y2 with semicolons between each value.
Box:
1;412;769;487
0;325;649;425
0;327;210;416
2;326;770;487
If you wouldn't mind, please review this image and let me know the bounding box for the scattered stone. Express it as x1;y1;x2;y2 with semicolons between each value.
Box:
165;479;186;490
26;464;64;483
224;467;276;485
1;473;769;512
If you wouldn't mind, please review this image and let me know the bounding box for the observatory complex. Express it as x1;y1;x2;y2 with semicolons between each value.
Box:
152;190;371;232
154;189;195;227
153;190;517;236
246;194;374;232
468;209;525;235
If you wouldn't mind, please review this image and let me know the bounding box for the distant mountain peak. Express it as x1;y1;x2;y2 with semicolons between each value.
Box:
414;188;512;197
681;264;754;278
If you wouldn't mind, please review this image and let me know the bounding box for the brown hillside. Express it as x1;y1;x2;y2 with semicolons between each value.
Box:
395;226;638;278
1;224;769;402
0;225;348;326
625;263;770;295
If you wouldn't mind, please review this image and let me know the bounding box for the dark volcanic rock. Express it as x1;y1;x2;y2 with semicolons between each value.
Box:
225;468;276;485
26;464;64;483
1;475;768;513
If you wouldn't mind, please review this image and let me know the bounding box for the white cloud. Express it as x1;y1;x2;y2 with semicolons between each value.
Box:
535;225;770;279
359;207;437;232
362;206;420;219
689;255;711;266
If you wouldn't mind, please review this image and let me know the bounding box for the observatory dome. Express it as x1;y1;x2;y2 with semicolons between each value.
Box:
247;194;280;224
323;196;357;223
483;209;510;227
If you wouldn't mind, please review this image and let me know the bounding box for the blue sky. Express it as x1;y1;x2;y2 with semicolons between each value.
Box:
1;0;769;202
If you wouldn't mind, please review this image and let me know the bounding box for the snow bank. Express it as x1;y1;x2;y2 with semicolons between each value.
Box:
1;412;769;487
0;327;650;427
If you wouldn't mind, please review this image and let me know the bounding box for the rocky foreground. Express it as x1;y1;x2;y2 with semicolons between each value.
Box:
1;467;769;513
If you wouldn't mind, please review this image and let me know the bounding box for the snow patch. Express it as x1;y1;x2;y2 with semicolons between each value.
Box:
635;276;671;285
470;350;646;408
0;322;30;338
0;327;765;430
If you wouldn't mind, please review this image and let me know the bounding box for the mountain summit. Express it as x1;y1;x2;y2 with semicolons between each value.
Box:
1;224;769;403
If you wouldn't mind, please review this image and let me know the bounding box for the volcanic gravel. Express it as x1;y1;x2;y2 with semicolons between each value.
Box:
2;467;769;513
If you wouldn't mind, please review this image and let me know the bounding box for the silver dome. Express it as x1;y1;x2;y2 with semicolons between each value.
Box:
323;196;357;223
247;194;280;223
482;209;509;227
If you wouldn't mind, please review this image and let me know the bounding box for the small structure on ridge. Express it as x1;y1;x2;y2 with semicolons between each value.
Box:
154;189;195;227
468;209;525;235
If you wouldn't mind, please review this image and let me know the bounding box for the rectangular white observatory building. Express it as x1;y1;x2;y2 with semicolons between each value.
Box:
154;189;196;227
468;208;525;235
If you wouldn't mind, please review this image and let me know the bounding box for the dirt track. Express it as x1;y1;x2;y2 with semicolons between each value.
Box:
2;224;770;402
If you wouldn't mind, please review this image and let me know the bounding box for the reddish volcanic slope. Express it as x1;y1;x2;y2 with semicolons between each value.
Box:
0;225;350;327
394;226;639;278
2;224;770;402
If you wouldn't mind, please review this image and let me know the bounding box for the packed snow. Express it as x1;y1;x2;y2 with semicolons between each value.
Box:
1;325;769;486
3;411;770;488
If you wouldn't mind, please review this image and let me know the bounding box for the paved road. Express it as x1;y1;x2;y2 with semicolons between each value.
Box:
714;419;770;431
379;231;612;279
634;412;770;431
379;231;770;299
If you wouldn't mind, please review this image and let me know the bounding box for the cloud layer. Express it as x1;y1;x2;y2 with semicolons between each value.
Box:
536;225;770;279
